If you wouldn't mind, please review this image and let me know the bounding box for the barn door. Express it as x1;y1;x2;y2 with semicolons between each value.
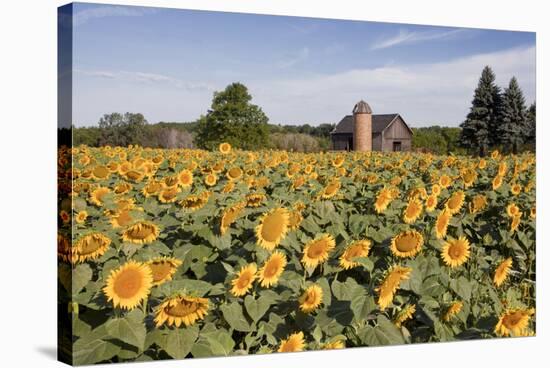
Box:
392;141;402;151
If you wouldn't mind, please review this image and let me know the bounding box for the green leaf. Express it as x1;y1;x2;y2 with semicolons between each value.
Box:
73;325;121;365
331;277;361;301
351;293;375;322
220;302;252;332
361;315;405;346
244;295;272;323
191;329;235;358
105;309;146;350
160;325;199;359
354;257;374;272
450;276;472;301
72;264;92;294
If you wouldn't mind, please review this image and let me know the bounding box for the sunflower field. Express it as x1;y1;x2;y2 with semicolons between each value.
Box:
57;143;536;365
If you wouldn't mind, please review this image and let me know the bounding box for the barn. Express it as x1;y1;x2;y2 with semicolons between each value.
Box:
330;100;413;152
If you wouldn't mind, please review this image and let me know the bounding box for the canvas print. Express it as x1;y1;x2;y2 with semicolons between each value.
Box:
57;2;536;366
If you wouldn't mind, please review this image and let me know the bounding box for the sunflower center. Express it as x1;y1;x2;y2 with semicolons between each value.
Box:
93;166;109;178
448;195;462;209
126;170;143;180
149;262;173;282
345;245;363;260
261;213;286;243
228;168;241;178
448;243;464;259
165;299;199;317
113;269;143;299
395;235;418;252
127;224;154;240
236;273;253;289
307;241;327;259
162;189;178;200
503;312;523;328
263;261;280;278
78;235;105;255
324;183;339;196
115;210;133;227
305;291;317;304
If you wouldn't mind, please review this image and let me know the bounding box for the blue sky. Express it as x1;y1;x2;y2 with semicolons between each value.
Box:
68;2;536;127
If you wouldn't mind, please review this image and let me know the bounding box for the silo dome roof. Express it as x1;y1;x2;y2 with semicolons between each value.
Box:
353;100;372;114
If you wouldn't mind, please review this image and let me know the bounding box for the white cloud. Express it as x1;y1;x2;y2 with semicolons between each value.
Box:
371;28;467;50
248;46;535;126
277;47;310;68
75;69;214;91
73;6;157;27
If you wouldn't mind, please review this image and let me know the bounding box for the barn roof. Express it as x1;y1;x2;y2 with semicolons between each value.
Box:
330;114;402;134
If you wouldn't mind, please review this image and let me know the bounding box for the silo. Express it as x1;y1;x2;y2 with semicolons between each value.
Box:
352;100;372;151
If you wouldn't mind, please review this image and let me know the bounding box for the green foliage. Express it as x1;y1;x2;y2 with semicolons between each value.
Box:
195;82;269;150
499;77;528;153
460;66;501;156
412;126;463;154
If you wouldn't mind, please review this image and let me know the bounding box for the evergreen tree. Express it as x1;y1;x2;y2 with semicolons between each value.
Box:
459;66;501;156
195;82;269;150
525;101;536;147
499;77;527;153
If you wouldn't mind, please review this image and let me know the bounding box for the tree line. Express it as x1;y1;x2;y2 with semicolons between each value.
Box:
459;66;535;156
72;72;535;154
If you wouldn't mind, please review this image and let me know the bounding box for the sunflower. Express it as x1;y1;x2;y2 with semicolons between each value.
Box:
103;261;153;310
391;230;423;258
403;198;423;224
246;193;266;207
89;187;111;207
445;191;465;215
92;165;111;180
530;207;536;219
431;184;441;196
443;301;463;322
220;202;246;235
376;265;412;310
498;161;508;176
394;304;416;327
222;181;235;193
226;167;243;181
125;169;145;182
258;251;287;288
146;257;182;286
339;240;371;269
469;194;488;214
506;203;520;217
495;308;535;337
255;208;290;250
510;183;522;196
142;180;164;197
163;175;180;188
204;173;217;187
288;210;303;230
435;209;451;239
510;214;522;233
374;187;394;213
302;234;336;269
75;210;88;224
299;284;323;313
110;209;137;228
462;169;477;188
492;175;503;190
322;339;345;350
154;294;209;328
74;233;111;263
179;192;210;211
158;186;180;204
478;158;487;169
441;236;471;268
332;156;345;168
122;221;160;244
178;169;194;188
439;175;452;188
425;194;438;212
494;257;513;287
114;182;132;195
219;142;232;154
491;149;500;160
278;332;305;353
320;180;341;199
59;210;70;224
230;263;257;297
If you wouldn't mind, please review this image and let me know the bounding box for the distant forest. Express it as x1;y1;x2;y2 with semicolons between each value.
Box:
70;116;465;154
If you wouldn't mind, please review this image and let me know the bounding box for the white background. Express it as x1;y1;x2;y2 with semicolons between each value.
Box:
0;0;546;367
